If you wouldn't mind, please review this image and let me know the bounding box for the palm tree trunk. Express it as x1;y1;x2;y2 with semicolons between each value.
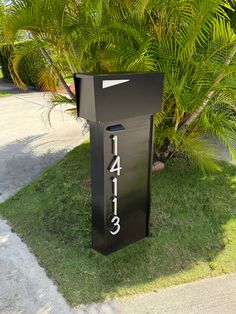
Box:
39;47;76;100
180;42;236;131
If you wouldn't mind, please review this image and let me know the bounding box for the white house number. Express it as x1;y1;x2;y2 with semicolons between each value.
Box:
109;135;121;235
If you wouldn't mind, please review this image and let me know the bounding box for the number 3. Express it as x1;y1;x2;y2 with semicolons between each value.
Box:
110;216;120;235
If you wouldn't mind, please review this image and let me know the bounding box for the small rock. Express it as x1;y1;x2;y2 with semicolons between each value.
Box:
152;161;165;172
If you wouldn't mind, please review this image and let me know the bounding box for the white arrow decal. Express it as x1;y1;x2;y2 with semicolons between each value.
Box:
102;79;130;89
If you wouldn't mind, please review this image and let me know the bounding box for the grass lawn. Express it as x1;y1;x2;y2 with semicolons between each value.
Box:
0;142;236;306
0;92;12;97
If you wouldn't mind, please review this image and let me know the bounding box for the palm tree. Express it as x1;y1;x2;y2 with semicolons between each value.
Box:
5;0;236;171
66;0;236;171
4;0;76;98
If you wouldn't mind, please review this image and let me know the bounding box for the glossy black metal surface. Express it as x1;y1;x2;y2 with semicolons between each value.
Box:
74;72;164;123
90;116;154;254
74;72;164;254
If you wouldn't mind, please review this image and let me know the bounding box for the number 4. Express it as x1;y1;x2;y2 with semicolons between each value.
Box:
110;156;122;176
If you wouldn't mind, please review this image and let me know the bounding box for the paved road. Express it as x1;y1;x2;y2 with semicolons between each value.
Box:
0;81;236;314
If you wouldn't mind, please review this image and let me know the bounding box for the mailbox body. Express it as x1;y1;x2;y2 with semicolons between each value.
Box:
74;72;164;254
74;73;163;122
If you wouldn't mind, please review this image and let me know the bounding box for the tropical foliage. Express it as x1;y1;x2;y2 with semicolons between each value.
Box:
0;0;5;41
3;0;236;171
0;42;46;85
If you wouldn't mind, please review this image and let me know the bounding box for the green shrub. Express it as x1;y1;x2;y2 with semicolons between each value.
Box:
0;45;12;81
0;41;46;88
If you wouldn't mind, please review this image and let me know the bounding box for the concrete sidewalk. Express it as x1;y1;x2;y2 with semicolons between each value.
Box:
81;273;236;314
0;82;236;314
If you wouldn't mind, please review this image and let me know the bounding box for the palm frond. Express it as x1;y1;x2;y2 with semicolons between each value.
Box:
180;136;222;173
9;40;40;89
38;65;57;92
51;93;75;104
200;105;236;162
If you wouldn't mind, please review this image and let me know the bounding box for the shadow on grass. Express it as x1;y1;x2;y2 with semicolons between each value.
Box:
0;142;236;305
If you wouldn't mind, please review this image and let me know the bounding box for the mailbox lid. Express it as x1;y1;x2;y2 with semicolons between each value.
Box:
74;72;164;122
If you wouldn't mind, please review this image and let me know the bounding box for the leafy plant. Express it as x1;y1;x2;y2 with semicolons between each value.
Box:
0;42;46;86
4;0;236;171
0;0;5;41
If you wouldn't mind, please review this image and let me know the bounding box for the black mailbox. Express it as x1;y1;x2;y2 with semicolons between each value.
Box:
74;72;164;255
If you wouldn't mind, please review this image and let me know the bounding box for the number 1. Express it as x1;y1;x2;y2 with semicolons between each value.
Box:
112;135;118;156
112;177;117;196
112;197;117;216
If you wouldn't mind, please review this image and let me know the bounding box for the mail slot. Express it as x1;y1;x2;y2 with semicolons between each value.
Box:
74;72;164;254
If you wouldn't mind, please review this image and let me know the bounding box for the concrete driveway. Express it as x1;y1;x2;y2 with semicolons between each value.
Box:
0;83;87;313
0;81;236;314
0;88;87;202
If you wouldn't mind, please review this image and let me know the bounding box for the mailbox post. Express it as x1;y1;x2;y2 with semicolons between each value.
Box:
74;72;164;255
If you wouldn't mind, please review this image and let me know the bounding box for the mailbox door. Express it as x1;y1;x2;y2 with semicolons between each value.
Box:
90;115;154;254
